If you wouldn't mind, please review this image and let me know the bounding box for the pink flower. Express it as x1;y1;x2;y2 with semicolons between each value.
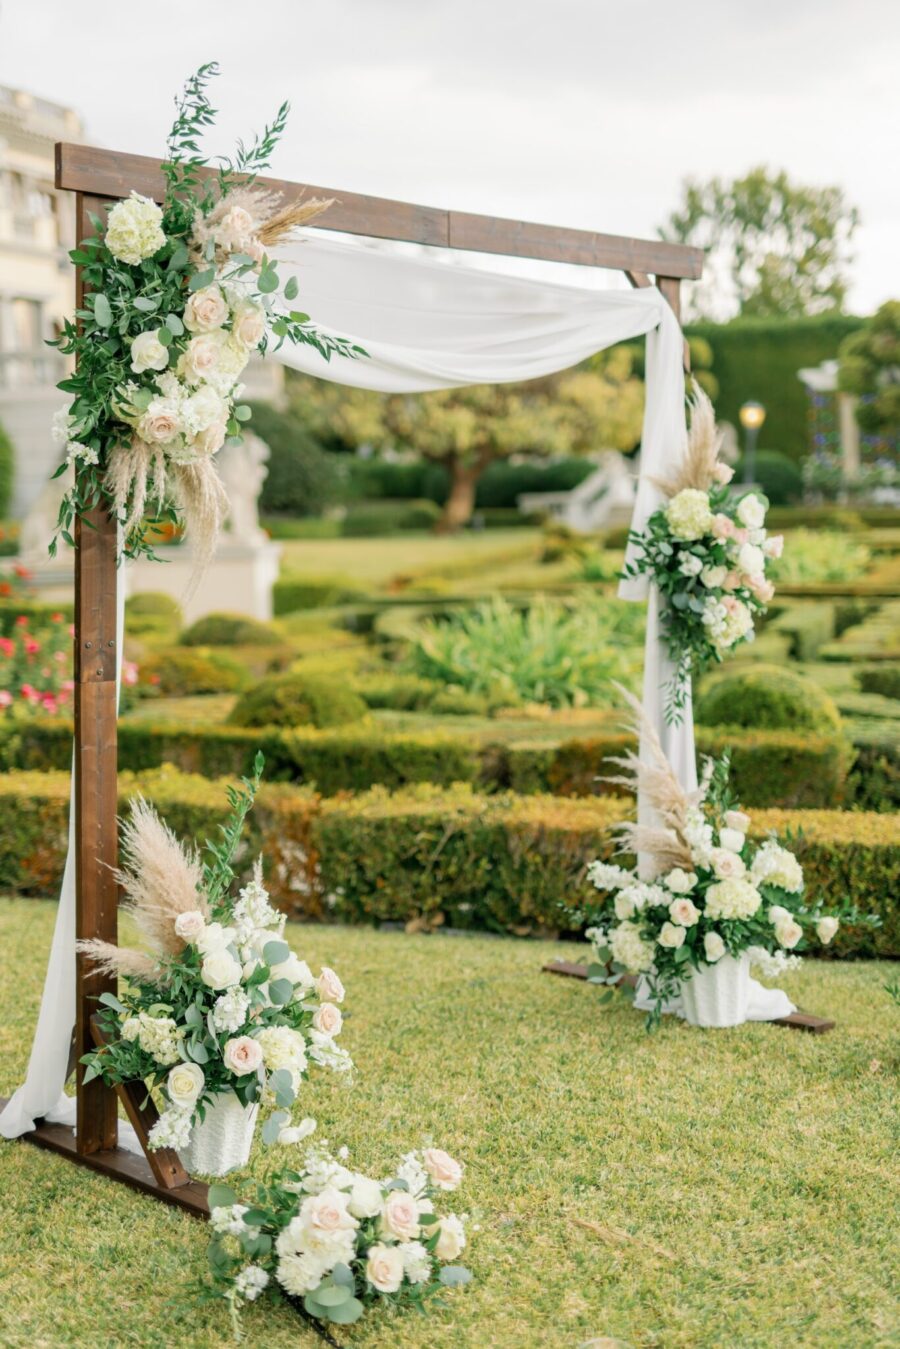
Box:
423;1147;463;1190
747;575;775;603
712;462;735;485
222;1035;264;1076
723;571;741;591
733;527;749;546
312;1003;343;1037
123;661;139;686
316;967;345;1004
54;650;66;663
50;612;64;623
0;638;13;657
15;615;28;627
24;638;39;656
0;690;12;708
764;534;784;559
381;1189;421;1241
711;514;734;541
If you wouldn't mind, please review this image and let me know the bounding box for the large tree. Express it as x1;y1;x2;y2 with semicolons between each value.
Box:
662;167;859;322
286;347;644;531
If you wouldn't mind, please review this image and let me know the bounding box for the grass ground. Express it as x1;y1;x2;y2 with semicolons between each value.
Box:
279;528;539;586
0;897;897;1349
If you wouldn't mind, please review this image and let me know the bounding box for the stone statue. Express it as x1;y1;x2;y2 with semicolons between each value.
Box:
216;433;270;545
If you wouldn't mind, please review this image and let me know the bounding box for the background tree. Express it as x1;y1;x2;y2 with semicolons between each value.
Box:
662;167;859;322
838;300;900;438
285;347;644;531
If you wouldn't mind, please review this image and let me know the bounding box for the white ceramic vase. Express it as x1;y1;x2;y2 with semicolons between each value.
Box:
178;1091;259;1177
680;953;751;1028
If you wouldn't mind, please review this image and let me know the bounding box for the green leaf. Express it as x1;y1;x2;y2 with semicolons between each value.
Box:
187;1038;209;1063
268;1069;294;1094
188;267;216;292
157;327;174;347
207;1184;238;1210
257;268;278;294
168;244;190;272
184;1004;203;1027
261;1111;289;1145
283;275;299;301
268;978;293;1006
439;1265;473;1286
263;939;290;966
241;1208;269;1227
166;312;185;336
331;1263;355;1288
306;1294;364;1325
314;1285;352;1307
93;294;113;328
133;295;160;312
98;991;125;1013
234;404;252;422
289;310;310;323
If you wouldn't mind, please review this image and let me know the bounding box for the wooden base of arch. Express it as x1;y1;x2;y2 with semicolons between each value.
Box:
542;961;836;1032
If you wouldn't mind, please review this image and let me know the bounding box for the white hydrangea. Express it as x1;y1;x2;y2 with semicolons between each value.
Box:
586;861;632;892
704;878;763;921
105;191;166;265
234;1264;269;1302
135;1012;182;1065
609;921;655;974
210;1204;261;1239
147;1105;193;1151
665;488;714;542
401;1241;433;1285
212;987;251;1034
255;1025;308;1076
276;1251;329;1297
750;841;804;893
298;1145;354;1197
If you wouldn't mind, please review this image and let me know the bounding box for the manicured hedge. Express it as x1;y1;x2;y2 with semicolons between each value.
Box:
1;718;853;808
1;772;895;950
769;603;835;661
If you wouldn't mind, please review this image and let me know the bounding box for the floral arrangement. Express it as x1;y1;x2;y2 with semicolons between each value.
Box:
207;1122;471;1335
79;754;351;1152
621;387;781;722
577;692;872;1029
51;62;364;565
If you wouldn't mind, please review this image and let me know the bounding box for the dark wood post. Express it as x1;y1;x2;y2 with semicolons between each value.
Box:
73;191;119;1155
656;275;691;372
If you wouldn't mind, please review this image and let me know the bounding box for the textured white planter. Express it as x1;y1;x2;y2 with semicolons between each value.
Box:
680;953;751;1028
178;1092;258;1176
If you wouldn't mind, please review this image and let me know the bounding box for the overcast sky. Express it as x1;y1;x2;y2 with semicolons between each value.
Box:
2;0;896;313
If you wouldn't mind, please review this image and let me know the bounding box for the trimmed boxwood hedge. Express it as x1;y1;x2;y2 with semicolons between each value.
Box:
0;719;852;807
0;771;895;950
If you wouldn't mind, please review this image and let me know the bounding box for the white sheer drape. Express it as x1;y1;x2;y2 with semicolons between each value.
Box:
4;232;764;1140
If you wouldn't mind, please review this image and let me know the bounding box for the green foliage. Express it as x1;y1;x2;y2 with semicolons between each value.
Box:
847;723;900;813
685;314;864;461
179;610;281;647
140;646;247;696
858;665;900;699
838;300;900;438
769;603;836;660
769;529;871;585
273;574;366;614
0;599;72;637
347;456;596;508
340;499;442;536
696;663;843;734
125;590;183;638
229;671;367;729
0;420;14;519
248;401;341;516
735;449;802;505
406;595;641;709
664;167;859;319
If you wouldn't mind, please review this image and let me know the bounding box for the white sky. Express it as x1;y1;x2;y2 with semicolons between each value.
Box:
1;0;897;313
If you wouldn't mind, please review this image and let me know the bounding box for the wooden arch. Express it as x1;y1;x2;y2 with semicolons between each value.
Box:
7;142;703;1214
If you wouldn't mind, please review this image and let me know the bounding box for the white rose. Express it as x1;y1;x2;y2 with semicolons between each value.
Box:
312;1003;343;1037
703;931;726;963
666;868;698;894
737;542;766;577
711;848;746;880
701;565;728;589
174;910;206;943
678;552;704;577
768;905;790;923
737;494;767;530
184;285;229;333
167;1061;204;1109
192;420;228;457
657;921;686;949
201;949;242;990
381;1189;421;1241
270;953;316;993
669;898;700;927
137;397;181;446
775;916;803;949
231;302;267;350
197;922;236;955
130;329;169;374
348;1174;384;1219
317;967;345;1004
718;828;746;855
366;1243;404;1294
179;332;225;385
223;1035;264;1076
183;384;226;433
725;810;751;833
431;1214;466;1261
423;1147;463;1190
816;917;839;945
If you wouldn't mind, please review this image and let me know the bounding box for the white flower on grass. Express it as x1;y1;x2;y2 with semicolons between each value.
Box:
737;494;767;530
665;868;698;894
201;949;242;990
381;1189;422;1241
105;191;165;264
705;878;762;921
148;1105;192;1151
816;917;839;945
669;898;700;927
211;1204;261;1239
308;1031;353;1075
703;932;726;963
292;1188;359;1263
394;1150;429;1199
212;987;250;1034
657;921;686;949
130;329;169;374
609;921;655;973
718;827;746;854
750;841;804;893
428;1213;467;1261
234;1265;269;1302
276;1251;329;1297
665;488;714;541
167;1062;204;1110
400;1241;433;1285
678;551;704;577
317;967;345;1004
366;1243;405;1294
312;1004;343;1037
278;1116;318;1146
423;1147;464;1191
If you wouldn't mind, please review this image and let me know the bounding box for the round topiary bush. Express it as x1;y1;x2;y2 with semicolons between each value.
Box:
695;664;842;734
125;591;183;637
228;671;367;729
179;611;281;647
140;647;248;697
735;450;802;506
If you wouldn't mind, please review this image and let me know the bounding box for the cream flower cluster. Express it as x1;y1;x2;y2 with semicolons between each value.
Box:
121;1011;183;1065
105;192;166;265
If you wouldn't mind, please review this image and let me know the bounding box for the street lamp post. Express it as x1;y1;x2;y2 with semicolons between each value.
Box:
739;401;766;486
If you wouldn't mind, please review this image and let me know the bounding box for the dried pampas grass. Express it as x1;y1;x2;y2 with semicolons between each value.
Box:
603;684;702;877
257;195;334;247
651;383;723;498
169;457;230;578
76;797;208;982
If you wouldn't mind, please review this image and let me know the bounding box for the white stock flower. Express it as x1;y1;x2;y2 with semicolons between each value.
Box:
703;931;726;963
400;1241;432;1285
665;868;698;894
105;192;165;264
234;1265;269;1302
747;945;802;978
586;861;632;892
394;1151;429;1199
737;494;767;530
657;921;686;949
705;878;762;921
718;827;746;854
167;1062;204;1110
130;329;169;374
609;921;655;974
212;987;250;1034
211;1204;260;1239
308;1031;353;1075
816;917;839;945
183;384;227;435
201;949;242;990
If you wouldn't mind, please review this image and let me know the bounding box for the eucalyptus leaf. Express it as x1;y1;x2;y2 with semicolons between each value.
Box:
268;977;293;1006
188;267;216;292
92;294;113;328
257;268;278;294
207;1183;238;1210
133;295;160;312
284;275;299;300
263;939;290;966
439;1265;473;1286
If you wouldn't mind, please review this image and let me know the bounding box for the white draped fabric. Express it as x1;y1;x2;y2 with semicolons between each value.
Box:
0;233;787;1143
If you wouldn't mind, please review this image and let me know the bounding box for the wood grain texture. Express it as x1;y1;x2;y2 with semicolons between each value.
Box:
55;142;704;278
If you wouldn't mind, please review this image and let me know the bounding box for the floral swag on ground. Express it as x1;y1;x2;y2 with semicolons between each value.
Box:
51;63;364;566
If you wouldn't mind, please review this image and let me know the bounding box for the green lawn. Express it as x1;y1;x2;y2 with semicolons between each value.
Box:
278;528;539;585
0;897;897;1349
